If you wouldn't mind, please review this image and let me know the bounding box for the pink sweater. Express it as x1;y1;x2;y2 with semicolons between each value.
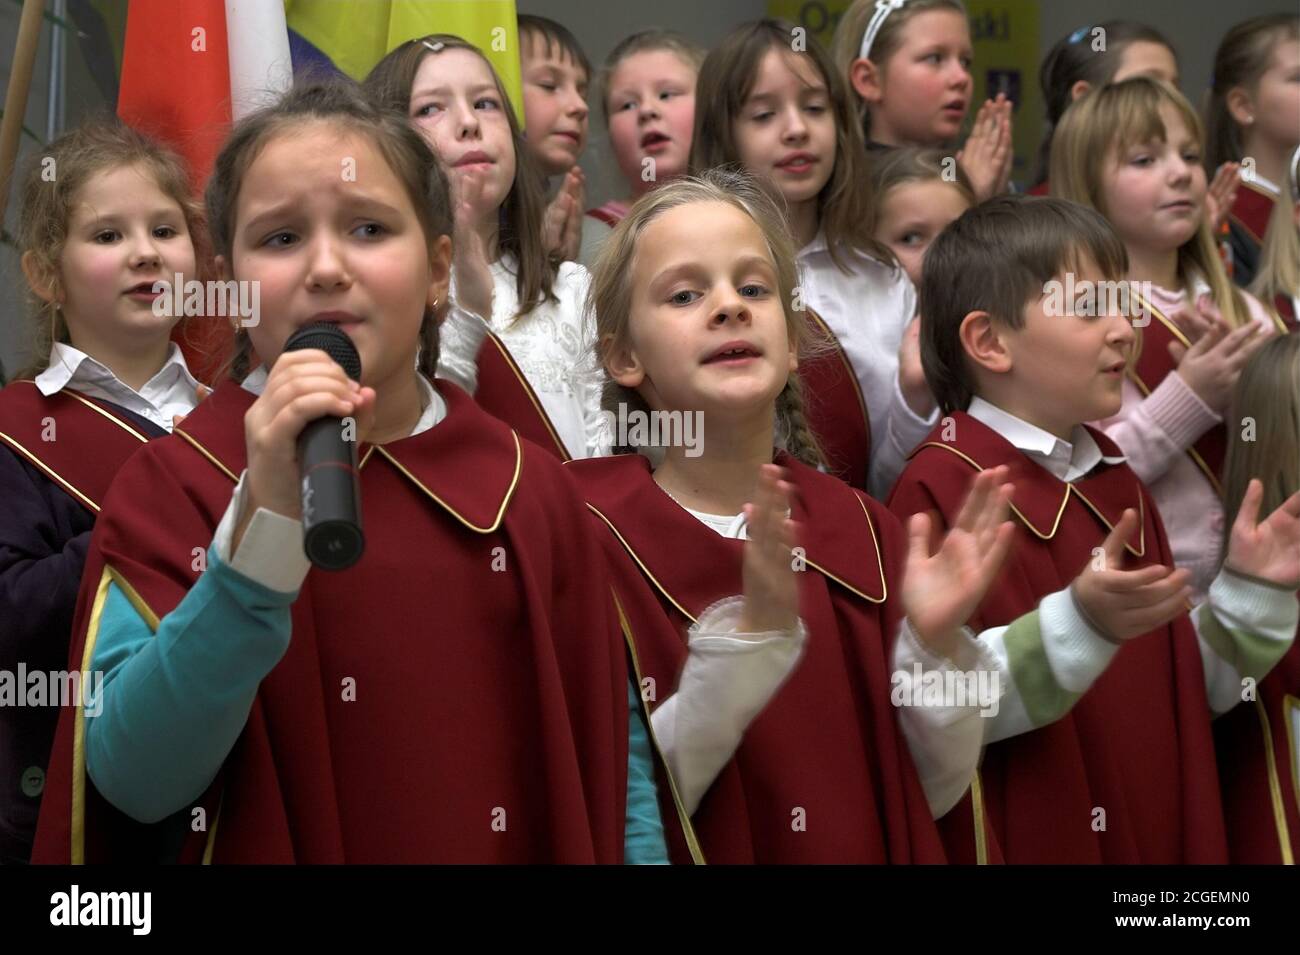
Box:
1095;280;1275;598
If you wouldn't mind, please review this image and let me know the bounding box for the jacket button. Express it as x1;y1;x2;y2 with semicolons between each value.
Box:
21;766;44;798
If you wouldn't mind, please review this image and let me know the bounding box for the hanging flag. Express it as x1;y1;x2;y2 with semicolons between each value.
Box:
285;0;523;123
116;0;292;380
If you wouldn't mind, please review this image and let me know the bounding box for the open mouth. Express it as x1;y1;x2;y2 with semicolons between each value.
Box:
640;131;671;149
124;281;163;298
704;342;763;364
777;153;816;173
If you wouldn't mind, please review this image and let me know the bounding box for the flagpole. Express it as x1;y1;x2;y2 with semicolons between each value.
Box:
45;0;66;141
0;0;49;232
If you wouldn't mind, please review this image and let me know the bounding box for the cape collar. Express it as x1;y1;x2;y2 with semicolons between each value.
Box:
174;378;521;533
0;382;160;512
911;412;1146;558
569;452;888;622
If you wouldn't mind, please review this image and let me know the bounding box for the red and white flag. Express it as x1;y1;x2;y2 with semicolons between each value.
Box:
117;0;291;378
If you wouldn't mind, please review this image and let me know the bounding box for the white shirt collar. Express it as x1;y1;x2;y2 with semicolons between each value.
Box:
966;397;1124;483
240;366;446;437
35;340;197;397
33;341;200;431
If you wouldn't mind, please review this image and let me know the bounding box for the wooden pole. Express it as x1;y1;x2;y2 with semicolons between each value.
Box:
0;0;49;232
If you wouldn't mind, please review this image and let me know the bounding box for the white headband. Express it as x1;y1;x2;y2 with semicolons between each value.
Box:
859;0;910;61
1289;144;1300;204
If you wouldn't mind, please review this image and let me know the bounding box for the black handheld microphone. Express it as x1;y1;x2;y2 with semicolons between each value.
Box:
283;323;365;571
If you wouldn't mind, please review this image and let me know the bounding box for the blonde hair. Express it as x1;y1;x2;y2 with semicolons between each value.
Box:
16;119;206;378
1249;146;1300;316
1222;334;1300;556
831;0;967;132
596;29;705;126
869;146;975;230
1050;76;1252;327
588;169;824;466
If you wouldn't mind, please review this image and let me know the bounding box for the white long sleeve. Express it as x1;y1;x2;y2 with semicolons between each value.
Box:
434;298;491;395
649;597;806;816
891;621;1005;818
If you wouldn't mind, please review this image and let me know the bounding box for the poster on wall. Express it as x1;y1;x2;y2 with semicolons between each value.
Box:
766;0;1042;189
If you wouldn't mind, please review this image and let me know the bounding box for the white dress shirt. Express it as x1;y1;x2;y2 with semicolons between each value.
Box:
795;231;937;497
967;397;1125;483
34;341;201;432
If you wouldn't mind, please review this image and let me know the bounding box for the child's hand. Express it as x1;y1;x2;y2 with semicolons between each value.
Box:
1171;319;1269;413
1225;479;1300;588
542;167;584;263
236;350;375;547
1169;298;1220;345
897;316;936;417
1072;509;1192;642
739;464;800;633
450;169;495;321
903;466;1015;658
956;94;1013;202
1205;162;1241;234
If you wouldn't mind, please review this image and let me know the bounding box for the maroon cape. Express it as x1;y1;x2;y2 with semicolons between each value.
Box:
566;452;945;863
33;379;635;863
472;331;573;462
888;413;1227;863
0;382;154;513
1230;180;1275;249
798;309;872;492
1215;638;1300;864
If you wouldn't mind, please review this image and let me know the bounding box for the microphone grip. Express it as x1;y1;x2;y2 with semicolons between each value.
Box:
298;416;364;570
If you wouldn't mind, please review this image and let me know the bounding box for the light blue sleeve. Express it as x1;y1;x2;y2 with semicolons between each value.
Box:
85;546;295;823
623;680;669;864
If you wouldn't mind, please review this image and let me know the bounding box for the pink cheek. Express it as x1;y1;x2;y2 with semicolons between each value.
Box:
74;248;124;289
609;124;642;161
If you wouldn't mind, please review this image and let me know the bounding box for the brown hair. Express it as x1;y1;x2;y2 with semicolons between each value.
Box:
1051;76;1252;328
205;79;454;381
690;18;892;272
920;194;1129;414
1205;14;1300;172
869;145;975;228
588;168;824;466
517;14;592;82
1222;334;1300;558
15;118;206;377
1034;20;1176;186
596;29;705;126
831;0;967;135
364;34;556;321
